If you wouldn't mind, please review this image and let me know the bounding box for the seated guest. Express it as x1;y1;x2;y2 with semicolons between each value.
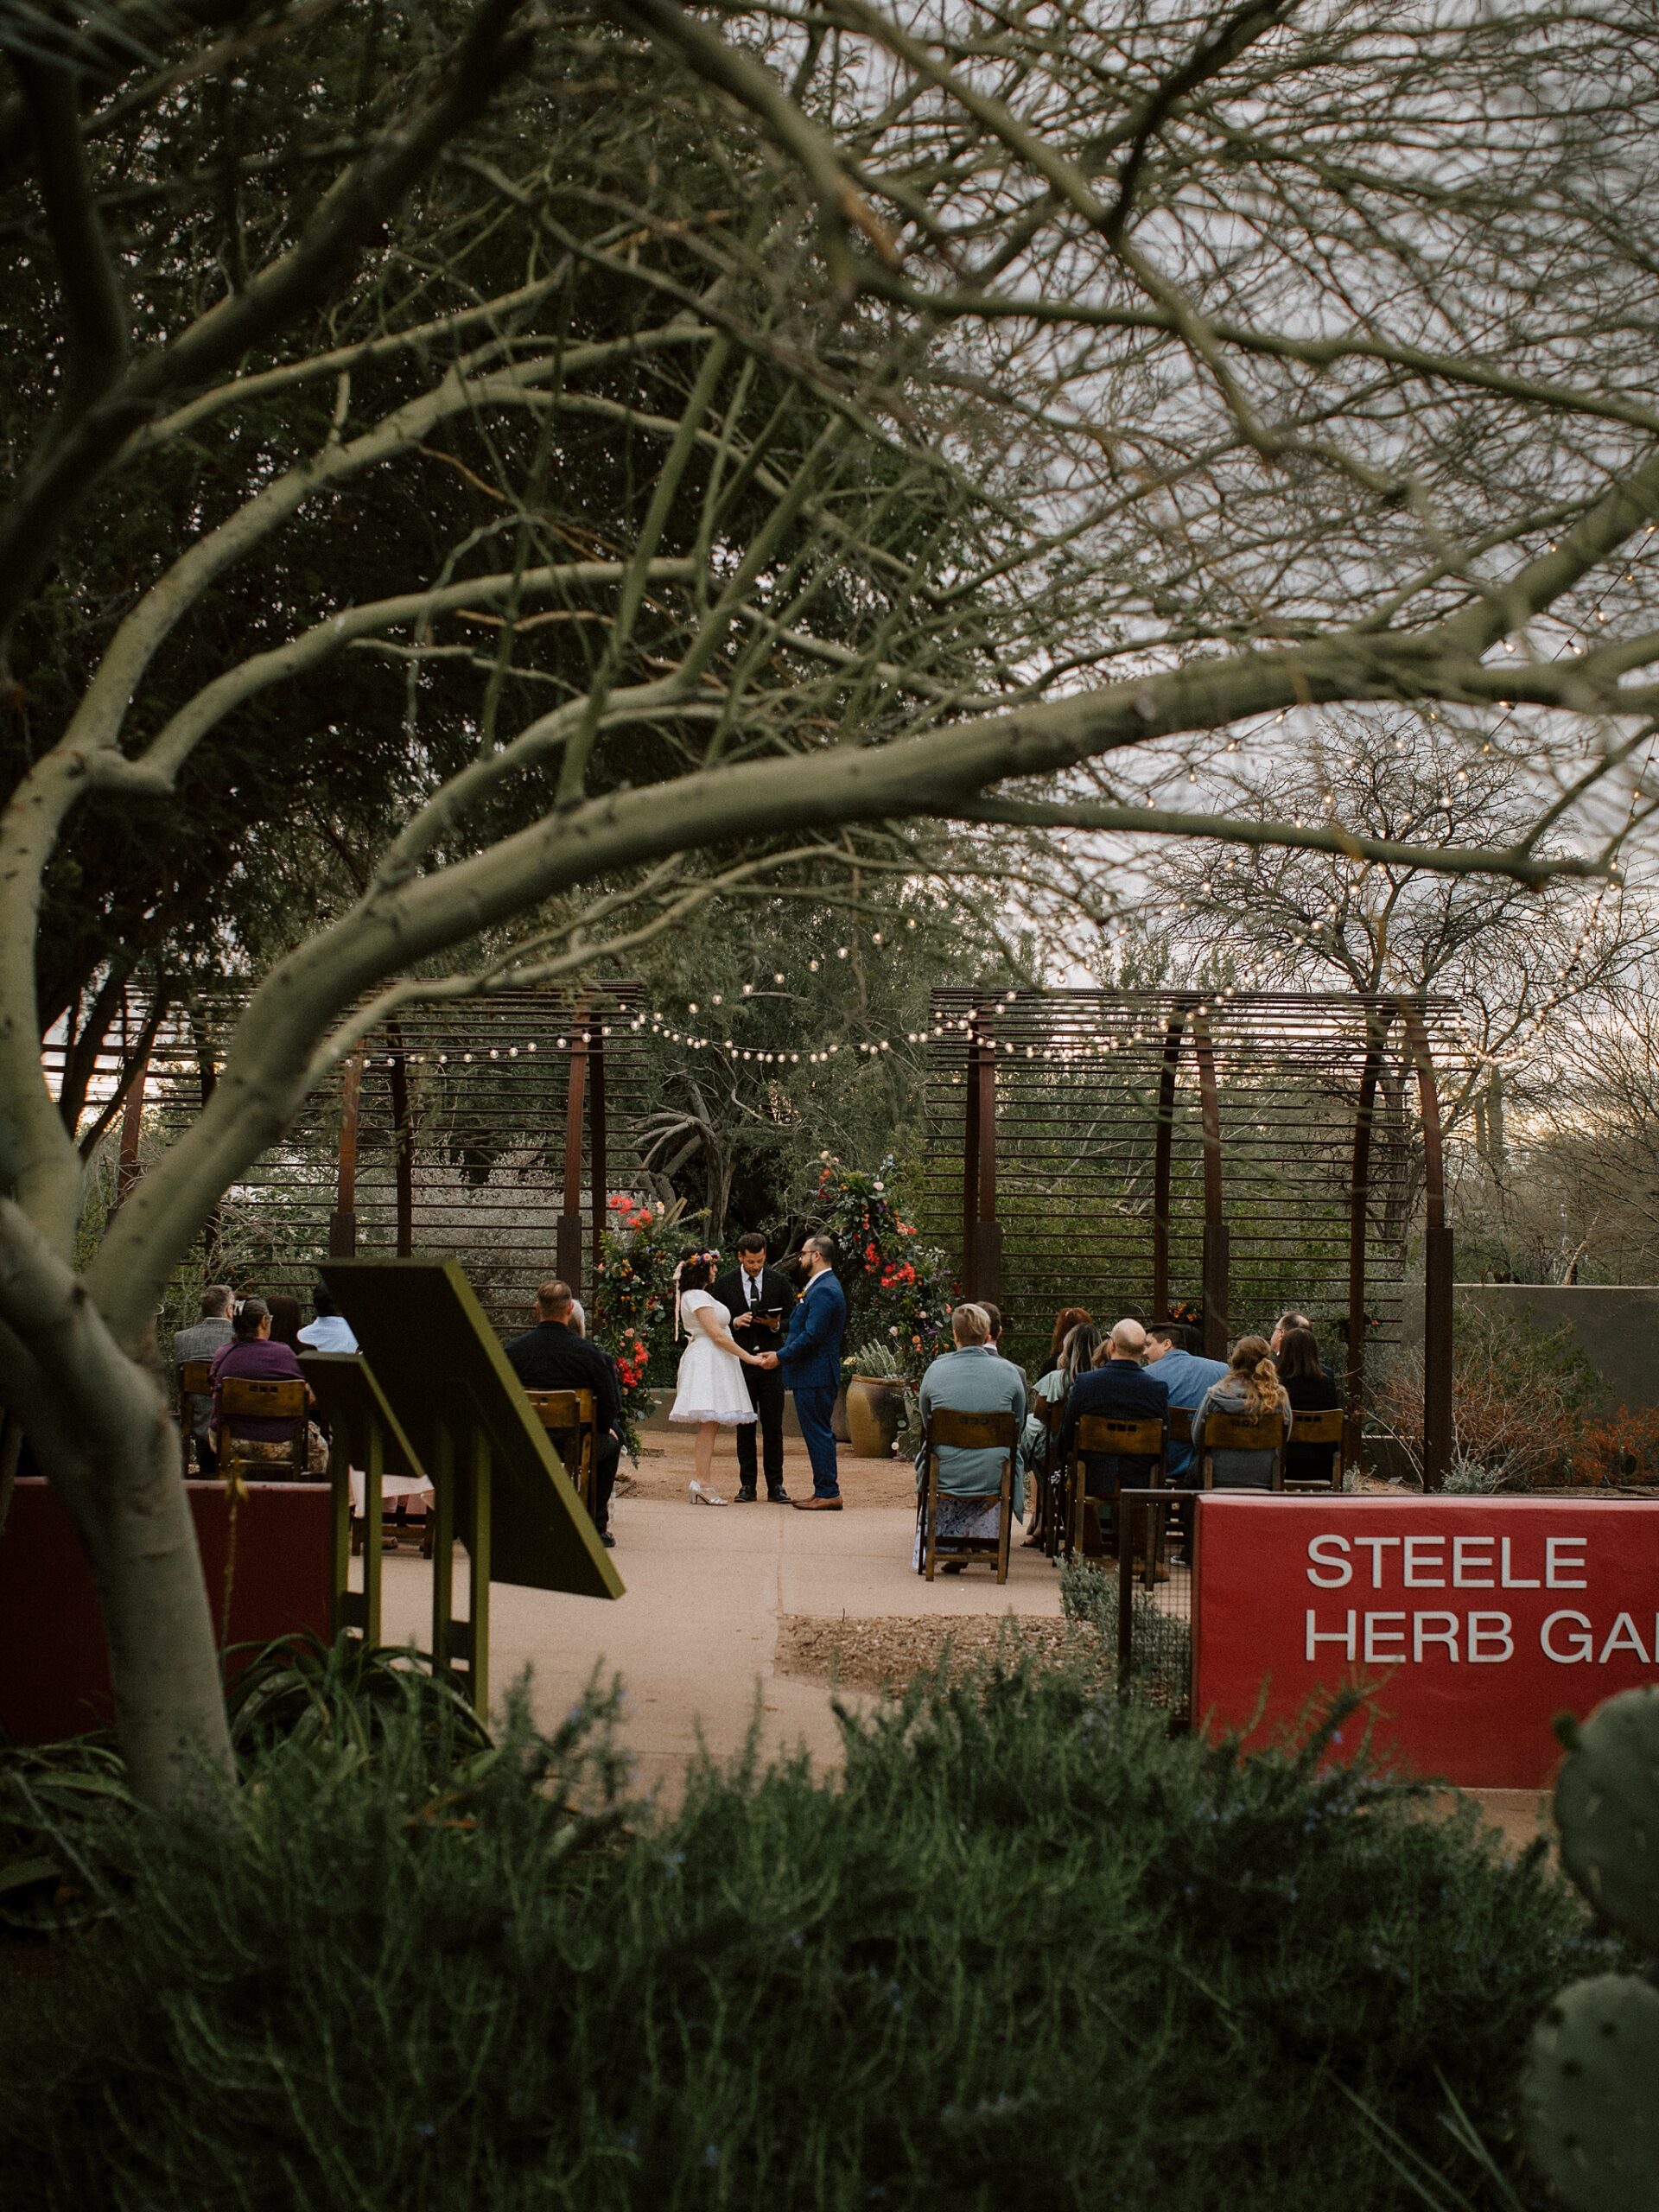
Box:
1055;1319;1168;1506
209;1298;311;1471
1037;1306;1092;1381
977;1302;1026;1382
298;1283;358;1354
265;1293;305;1353
505;1278;623;1549
1142;1324;1227;1484
1022;1320;1099;1489
173;1284;235;1474
1269;1310;1312;1357
915;1304;1028;1567
1277;1325;1343;1484
1192;1336;1293;1489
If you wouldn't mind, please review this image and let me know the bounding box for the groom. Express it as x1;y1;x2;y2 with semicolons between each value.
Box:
760;1233;847;1510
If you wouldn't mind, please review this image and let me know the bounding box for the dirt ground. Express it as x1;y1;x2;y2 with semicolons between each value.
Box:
774;1610;1084;1694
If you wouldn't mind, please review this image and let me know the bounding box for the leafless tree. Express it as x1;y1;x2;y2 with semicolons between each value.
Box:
9;0;1659;1803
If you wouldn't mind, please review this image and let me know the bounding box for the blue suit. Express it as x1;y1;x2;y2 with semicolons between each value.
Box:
1146;1347;1228;1482
779;1268;847;1497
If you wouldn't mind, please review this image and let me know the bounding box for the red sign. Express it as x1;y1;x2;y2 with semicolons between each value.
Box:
1192;1496;1659;1787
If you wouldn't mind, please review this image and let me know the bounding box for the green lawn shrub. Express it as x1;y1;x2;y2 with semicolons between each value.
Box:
0;1662;1611;2211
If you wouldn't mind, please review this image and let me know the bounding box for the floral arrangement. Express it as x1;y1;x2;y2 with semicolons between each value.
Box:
591;1192;706;1452
810;1154;955;1382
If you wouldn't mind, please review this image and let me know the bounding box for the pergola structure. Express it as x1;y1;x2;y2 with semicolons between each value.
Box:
67;986;646;1330
919;989;1467;1484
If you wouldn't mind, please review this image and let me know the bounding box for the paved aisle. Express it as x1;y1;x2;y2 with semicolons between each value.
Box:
376;1440;1062;1802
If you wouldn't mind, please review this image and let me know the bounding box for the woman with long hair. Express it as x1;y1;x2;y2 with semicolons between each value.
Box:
1276;1325;1342;1484
670;1249;767;1502
1037;1306;1093;1381
1191;1333;1292;1489
1020;1320;1103;1539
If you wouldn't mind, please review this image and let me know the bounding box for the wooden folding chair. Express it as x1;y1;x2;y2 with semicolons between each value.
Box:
177;1357;214;1471
918;1409;1019;1583
524;1389;598;1520
216;1376;308;1482
1065;1414;1166;1565
1285;1407;1345;1492
1033;1395;1067;1557
1196;1409;1287;1491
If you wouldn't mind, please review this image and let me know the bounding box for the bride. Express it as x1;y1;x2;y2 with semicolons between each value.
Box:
670;1249;766;1497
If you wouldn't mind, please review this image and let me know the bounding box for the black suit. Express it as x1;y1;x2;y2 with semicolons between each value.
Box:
505;1320;623;1534
713;1262;797;1493
1056;1363;1169;1499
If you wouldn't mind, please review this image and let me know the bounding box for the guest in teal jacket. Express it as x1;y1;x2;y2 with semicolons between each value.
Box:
917;1303;1027;1519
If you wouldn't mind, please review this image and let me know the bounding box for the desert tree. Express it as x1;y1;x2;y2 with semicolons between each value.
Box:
8;0;1659;1802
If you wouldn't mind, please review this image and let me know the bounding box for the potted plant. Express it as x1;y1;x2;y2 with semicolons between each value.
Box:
843;1339;909;1459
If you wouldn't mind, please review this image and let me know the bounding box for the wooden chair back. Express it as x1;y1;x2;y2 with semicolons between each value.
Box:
918;1408;1018;1586
177;1357;215;1470
524;1387;598;1518
1198;1408;1285;1491
1167;1407;1192;1447
218;1375;308;1478
1033;1393;1067;1556
1066;1414;1166;1560
1286;1406;1345;1491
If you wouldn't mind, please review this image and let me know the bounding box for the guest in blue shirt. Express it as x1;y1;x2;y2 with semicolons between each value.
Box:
1142;1323;1227;1484
1055;1319;1168;1500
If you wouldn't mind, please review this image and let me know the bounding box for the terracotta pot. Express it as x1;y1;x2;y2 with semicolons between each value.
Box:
845;1374;905;1459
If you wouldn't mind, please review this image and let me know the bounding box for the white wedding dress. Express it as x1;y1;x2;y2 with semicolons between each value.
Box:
670;1290;757;1425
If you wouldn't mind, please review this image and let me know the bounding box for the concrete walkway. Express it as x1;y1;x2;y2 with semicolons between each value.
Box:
377;1433;1059;1802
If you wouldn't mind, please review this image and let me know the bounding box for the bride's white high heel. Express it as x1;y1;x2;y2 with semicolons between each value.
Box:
689;1479;728;1507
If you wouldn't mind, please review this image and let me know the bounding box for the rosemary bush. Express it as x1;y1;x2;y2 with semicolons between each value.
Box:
0;1665;1607;2211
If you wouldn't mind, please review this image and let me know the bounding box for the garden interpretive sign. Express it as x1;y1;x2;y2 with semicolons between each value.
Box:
1192;1496;1659;1786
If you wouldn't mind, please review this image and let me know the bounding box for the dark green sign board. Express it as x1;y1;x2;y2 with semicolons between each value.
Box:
319;1259;623;1706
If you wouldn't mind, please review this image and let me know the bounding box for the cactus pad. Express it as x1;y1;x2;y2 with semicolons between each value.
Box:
1553;1684;1659;1953
1525;1972;1659;2211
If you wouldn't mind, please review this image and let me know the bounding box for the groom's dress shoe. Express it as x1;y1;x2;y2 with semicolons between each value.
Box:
792;1496;842;1511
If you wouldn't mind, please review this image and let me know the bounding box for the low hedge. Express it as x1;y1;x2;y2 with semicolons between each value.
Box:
0;1661;1608;2209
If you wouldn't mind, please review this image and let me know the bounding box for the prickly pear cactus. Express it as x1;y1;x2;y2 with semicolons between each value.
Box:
1524;1685;1659;2211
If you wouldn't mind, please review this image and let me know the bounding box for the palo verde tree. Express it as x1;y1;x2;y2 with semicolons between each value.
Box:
7;0;1659;1805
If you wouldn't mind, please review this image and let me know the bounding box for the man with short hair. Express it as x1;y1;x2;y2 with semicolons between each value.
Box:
173;1284;235;1474
916;1304;1028;1566
1143;1323;1227;1484
760;1233;847;1509
714;1235;796;1502
505;1278;623;1548
1269;1312;1312;1357
1055;1318;1168;1507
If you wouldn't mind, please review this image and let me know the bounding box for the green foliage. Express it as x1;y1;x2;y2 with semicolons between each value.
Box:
810;1153;955;1380
1525;1688;1659;2209
1372;1303;1602;1489
591;1192;703;1395
1059;1557;1192;1713
223;1630;494;1770
0;1662;1614;2211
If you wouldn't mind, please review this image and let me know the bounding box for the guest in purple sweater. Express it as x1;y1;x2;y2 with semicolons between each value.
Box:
210;1298;311;1468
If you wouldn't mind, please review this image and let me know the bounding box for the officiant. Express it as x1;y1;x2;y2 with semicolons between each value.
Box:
714;1234;797;1502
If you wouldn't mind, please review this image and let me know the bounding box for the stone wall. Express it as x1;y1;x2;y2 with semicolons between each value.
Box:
1455;1283;1659;1412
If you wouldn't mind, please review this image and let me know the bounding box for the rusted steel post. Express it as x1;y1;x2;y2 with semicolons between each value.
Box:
557;1023;589;1294
328;1058;362;1259
1151;1006;1188;1321
962;1012;981;1296
1194;1016;1227;1358
388;1029;415;1258
1399;1000;1452;1490
588;1019;607;1290
975;1004;1001;1305
1345;1009;1389;1473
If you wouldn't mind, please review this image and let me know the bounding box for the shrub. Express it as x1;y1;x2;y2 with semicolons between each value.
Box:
1372;1305;1599;1487
0;1663;1611;2211
810;1153;955;1379
591;1192;704;1432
